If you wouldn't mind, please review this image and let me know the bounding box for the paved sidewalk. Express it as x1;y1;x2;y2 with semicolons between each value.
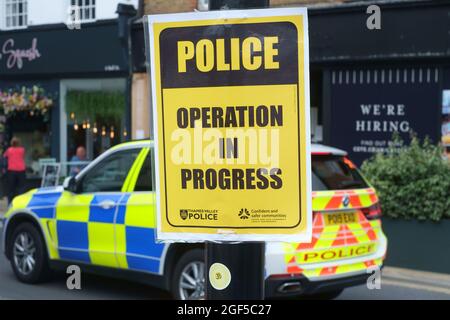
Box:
0;197;7;217
382;266;450;295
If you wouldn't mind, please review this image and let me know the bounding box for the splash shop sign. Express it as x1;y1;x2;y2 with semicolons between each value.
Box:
146;8;312;242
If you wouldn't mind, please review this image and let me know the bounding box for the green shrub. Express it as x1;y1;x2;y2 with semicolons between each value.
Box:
361;136;450;221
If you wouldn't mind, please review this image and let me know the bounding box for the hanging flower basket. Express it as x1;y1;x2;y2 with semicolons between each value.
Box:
0;86;54;117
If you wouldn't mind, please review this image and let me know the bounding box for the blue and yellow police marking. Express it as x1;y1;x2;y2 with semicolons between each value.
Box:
6;146;164;274
28;190;62;219
57;220;90;262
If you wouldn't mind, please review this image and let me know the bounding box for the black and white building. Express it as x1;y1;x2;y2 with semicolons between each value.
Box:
0;0;139;189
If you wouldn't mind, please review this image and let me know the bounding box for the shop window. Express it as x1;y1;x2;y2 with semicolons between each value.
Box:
66;90;126;162
4;0;28;29
70;0;96;22
5;115;52;179
0;86;54;179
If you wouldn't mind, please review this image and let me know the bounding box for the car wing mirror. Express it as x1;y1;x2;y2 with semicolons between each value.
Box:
63;176;77;193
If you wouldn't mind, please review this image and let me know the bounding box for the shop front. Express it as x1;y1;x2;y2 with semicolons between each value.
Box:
441;69;450;161
0;20;128;192
325;66;441;165
0;80;59;192
308;0;449;164
130;1;449;164
61;78;128;163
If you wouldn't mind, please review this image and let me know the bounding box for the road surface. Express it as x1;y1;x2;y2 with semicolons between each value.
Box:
0;225;449;300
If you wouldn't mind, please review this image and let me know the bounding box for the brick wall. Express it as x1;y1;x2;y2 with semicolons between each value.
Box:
271;0;343;6
270;0;344;7
143;0;344;14
144;0;198;14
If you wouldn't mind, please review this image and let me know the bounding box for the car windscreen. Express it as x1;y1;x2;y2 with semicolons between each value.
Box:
312;155;368;191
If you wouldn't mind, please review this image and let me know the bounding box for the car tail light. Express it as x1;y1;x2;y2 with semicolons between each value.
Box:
343;156;357;169
361;202;382;220
312;211;320;222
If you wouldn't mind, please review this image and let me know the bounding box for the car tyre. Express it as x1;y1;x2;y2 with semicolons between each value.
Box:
8;222;52;284
171;249;205;300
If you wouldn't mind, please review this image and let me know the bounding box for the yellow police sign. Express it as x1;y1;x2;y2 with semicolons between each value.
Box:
146;8;312;242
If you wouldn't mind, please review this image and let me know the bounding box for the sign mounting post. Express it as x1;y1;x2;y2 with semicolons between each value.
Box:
145;0;311;300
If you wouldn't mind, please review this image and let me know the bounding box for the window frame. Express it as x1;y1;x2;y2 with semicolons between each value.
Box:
75;147;141;194
3;0;28;30
69;0;96;24
129;147;154;193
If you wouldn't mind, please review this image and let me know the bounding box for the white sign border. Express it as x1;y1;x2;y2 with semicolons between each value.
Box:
146;7;312;243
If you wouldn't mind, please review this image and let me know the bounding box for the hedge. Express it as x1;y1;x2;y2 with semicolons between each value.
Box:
360;136;450;221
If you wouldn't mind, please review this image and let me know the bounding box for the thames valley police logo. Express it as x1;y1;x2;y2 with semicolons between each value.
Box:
180;209;188;220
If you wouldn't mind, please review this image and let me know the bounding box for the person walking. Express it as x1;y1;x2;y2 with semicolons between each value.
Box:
4;137;26;204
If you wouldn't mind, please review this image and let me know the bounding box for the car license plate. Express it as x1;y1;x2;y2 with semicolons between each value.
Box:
324;211;358;225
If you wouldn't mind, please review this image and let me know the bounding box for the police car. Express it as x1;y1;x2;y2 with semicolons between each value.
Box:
1;140;387;299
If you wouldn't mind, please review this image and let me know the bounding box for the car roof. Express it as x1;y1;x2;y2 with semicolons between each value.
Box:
311;144;347;156
111;140;347;156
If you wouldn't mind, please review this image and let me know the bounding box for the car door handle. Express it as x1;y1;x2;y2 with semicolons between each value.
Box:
99;200;116;209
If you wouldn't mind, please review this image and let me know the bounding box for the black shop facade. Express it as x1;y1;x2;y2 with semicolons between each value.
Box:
308;0;448;165
0;20;128;192
130;0;449;165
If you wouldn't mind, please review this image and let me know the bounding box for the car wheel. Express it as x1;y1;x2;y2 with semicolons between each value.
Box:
171;249;205;300
8;222;52;283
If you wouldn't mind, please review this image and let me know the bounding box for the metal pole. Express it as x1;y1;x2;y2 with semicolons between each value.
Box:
116;4;137;141
206;242;266;299
206;0;269;301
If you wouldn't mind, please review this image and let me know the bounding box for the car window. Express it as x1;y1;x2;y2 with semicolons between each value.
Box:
78;149;140;193
312;155;368;191
133;152;153;192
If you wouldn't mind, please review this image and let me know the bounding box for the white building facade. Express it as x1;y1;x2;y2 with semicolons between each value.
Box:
0;0;139;194
0;0;138;30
